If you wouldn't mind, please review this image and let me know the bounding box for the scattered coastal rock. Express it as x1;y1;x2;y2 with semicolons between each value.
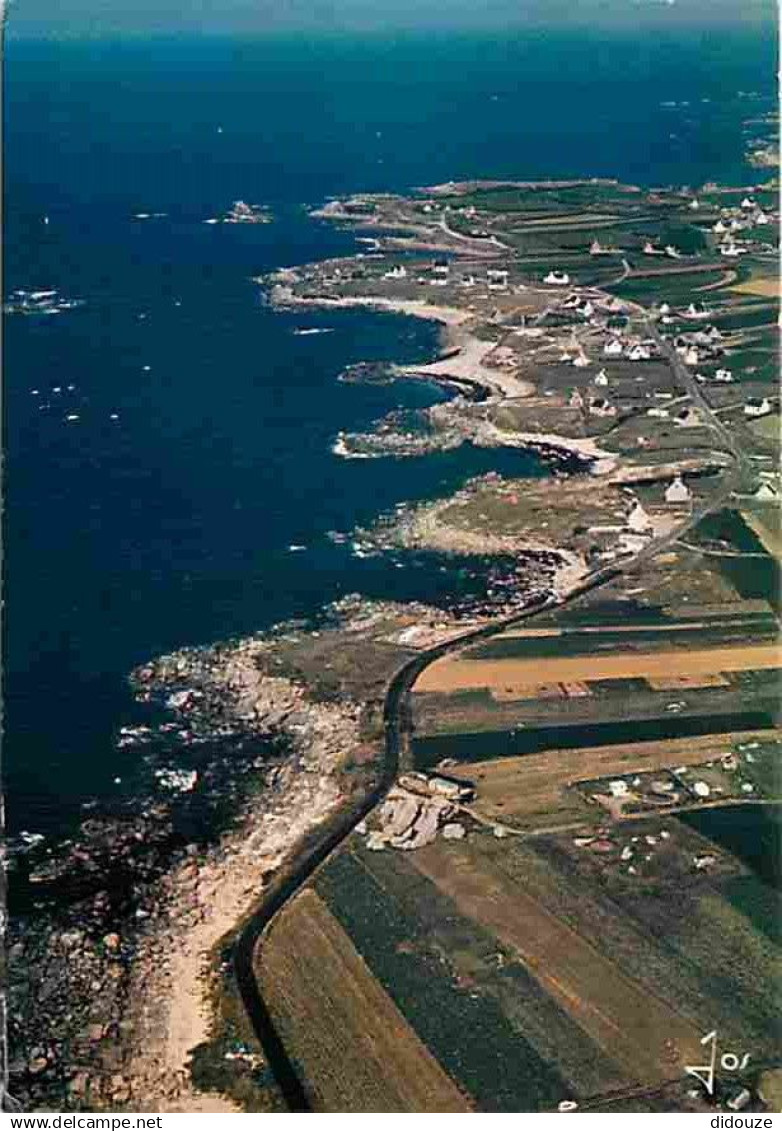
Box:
9;596;474;1111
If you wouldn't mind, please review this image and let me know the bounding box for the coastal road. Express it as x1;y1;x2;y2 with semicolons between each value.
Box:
232;288;748;1112
230;530;727;1109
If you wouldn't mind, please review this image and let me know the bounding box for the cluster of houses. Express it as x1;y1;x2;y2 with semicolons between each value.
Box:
603;336;657;362
380;259;514;292
569;387;617;418
656;300;725;329
673;327;725;368
642;240;686;259
744;396;773;419
589;238;624;256
711;194;773;257
549;291;627;328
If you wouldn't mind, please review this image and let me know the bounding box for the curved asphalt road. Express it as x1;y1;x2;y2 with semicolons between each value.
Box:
230;571;622;1110
232;293;748;1112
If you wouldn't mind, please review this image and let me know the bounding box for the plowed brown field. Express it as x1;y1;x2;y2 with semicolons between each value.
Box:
414;643;780;693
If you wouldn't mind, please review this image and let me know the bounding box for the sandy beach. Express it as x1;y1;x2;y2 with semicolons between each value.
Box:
272;289;535;398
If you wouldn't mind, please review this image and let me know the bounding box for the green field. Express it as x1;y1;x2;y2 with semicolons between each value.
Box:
314;848;578;1111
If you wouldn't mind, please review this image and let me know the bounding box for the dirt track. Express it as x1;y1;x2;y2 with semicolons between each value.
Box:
445;729;780;829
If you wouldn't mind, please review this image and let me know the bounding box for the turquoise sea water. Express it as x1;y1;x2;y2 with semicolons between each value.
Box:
3;28;776;850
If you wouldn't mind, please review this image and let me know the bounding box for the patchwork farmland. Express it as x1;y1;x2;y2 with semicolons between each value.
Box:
256;809;781;1112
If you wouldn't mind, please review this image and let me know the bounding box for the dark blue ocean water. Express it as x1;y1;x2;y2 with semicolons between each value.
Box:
3;29;776;841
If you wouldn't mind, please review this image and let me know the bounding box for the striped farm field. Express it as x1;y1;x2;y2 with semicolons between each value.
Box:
257;888;472;1112
414;643;781;694
409;839;702;1084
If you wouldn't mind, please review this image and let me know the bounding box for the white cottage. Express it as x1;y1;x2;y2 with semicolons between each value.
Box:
665;475;691;503
686;302;709;319
627;501;653;534
589;397;616;417
628;344;652;362
744;397;772;418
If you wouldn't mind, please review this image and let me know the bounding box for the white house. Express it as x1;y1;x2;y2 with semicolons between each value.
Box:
665;475;691;503
627;501;653;534
569;388;585;410
675;406;698;426
685;302;709;319
741;196;756;210
603;339;624;357
683;346;700;366
744;397;772;418
665;244;682;259
432;258;449;277
720;241;742;258
572;352;591;368
544;270;570;285
712;220;727;234
589;397;616;417
659;302;672;315
589;239;604;255
689;198;701;210
384;265;407;280
714;368;734;383
643;240;660;255
755;211;770;226
647;407;669;418
628;344;652;361
754;481;778;501
594;368;609;387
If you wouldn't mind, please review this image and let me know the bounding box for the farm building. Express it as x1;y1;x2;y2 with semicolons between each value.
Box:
744;397;773;418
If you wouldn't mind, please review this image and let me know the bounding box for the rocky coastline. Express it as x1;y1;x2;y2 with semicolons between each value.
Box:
7;614;377;1112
